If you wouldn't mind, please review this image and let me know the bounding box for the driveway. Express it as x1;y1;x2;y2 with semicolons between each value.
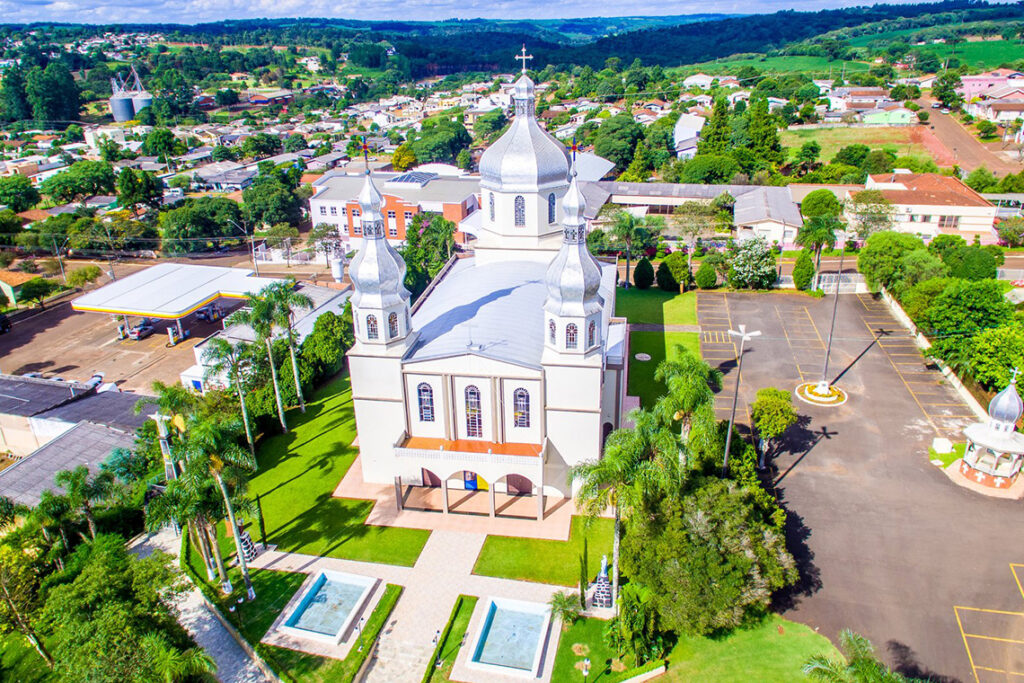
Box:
697;292;1024;682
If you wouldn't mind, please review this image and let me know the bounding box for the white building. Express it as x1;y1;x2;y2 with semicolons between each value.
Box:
345;70;628;516
683;73;715;90
673;113;706;159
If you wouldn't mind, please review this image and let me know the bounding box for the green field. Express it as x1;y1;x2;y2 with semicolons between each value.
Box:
847;27;923;47
673;55;871;78
780;126;930;163
243;374;430;566
627;331;702;409
473;516;613;586
928;40;1024;69
615;289;697;326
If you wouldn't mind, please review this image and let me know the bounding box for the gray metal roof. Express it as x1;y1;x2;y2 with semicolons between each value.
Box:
406;257;615;370
35;391;149;432
594;181;802;227
0;422;134;507
0;375;92;417
733;187;804;228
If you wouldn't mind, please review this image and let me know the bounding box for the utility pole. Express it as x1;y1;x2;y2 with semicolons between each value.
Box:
817;249;846;395
723;325;761;477
52;237;67;284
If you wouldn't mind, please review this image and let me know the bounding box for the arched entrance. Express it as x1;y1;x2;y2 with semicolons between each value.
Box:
421;468;441;487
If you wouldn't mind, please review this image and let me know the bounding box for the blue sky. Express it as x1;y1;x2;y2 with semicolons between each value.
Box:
0;0;937;26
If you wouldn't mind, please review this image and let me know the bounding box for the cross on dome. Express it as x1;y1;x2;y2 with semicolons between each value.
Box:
515;45;533;74
1013;367;1020;383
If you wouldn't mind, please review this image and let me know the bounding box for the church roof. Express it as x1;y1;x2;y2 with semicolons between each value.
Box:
406;257;615;370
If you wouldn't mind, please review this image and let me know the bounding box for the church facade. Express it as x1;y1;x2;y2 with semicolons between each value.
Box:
345;67;628;517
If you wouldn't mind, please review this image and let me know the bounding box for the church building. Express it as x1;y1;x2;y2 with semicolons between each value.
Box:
345;59;628;519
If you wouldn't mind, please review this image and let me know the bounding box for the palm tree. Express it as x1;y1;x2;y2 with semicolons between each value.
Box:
136;381;199;480
142;633;217;683
267;280;313;414
795;215;841;290
608;210;664;288
53;466;115;539
653;346;722;442
179;415;258;600
549;591;582;631
569;407;679;610
229;292;289;433
33;491;73;553
803;629;916;682
203;336;256;453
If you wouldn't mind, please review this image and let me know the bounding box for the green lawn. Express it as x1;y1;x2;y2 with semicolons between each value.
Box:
552;614;840;683
780;127;930;163
424;595;479;683
929;441;966;468
671;55;872;77
627;332;702;409
473;516;613;586
244;374;430;566
615;289;697;326
0;634;52;683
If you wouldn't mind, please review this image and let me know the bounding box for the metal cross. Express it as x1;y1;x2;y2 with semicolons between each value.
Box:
515;45;533;74
1012;367;1020;383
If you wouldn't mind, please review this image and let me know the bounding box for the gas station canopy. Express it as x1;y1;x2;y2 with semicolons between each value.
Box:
72;263;282;319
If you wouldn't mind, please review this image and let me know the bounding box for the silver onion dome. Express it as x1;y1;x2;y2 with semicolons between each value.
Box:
989;374;1023;428
349;173;410;309
479;73;571;194
543;169;602;318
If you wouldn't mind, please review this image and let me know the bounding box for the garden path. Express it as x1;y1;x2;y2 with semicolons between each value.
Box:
129;528;272;683
251;529;565;683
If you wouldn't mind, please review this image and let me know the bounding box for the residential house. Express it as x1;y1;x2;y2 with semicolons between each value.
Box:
0;270;36;306
673;113;706;159
683;73;716;90
971;100;1024;124
862;105;916;125
957;69;1024;100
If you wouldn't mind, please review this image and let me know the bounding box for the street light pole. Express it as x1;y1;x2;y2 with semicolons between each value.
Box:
816;248;846;394
229;219;259;276
52;237;68;285
723;324;761;477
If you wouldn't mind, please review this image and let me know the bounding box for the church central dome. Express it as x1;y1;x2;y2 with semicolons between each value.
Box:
479;73;571;194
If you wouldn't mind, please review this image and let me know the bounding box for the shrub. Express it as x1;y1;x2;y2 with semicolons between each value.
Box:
0;251;13;268
918;279;1013;359
663;251;689;288
901;277;953;321
792;249;815;290
695;260;718;289
67;265;102;288
728;237;777;290
892;249;947;299
655;261;678;292
800;188;842;219
998;217;1024;247
966;326;1024;393
928;234;966;261
858;231;924;291
16;260;36;273
982;244;1005;266
945;246;997;281
633;257;655;289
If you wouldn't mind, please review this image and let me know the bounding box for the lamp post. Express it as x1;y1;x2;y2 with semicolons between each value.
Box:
432;629;442;668
356;616;365;652
51;236;70;285
228;219;260;276
582;657;591;682
816;248;846;395
723;324;761;477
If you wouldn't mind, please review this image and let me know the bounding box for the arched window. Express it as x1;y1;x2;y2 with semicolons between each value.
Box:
547;193;556;223
417;383;434;422
514;195;526;227
366;315;379;340
513;388;530;428
566;323;578;349
588;320;596;348
548;319;556;344
465;386;482;438
388;312;399;339
489;193;495;221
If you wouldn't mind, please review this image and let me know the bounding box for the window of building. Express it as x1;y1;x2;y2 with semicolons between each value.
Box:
548;319;556;344
514;195;526;227
319;206;327;216
939;215;960;229
513;388;530;428
389;224;398;237
353;221;362;236
417;383;434;422
489;193;495;221
366;315;378;340
330;206;337;216
388;312;399;338
548;193;555;223
465;386;482;437
587;320;596;348
922;215;932;222
351;208;361;218
387;210;396;219
404;211;413;222
566;323;578;349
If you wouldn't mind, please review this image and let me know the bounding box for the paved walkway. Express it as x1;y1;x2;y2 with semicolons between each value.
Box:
628;322;701;332
129;528;271;683
251;529;565;683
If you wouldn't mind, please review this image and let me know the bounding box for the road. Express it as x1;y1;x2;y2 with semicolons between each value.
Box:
916;99;1022;174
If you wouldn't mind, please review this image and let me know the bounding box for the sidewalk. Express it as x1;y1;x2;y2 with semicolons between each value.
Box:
129;528;271;683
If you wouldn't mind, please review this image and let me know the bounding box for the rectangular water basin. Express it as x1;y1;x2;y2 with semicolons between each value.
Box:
280;570;376;645
469;597;552;679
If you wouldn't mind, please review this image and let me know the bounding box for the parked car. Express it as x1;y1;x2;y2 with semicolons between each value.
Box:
196;304;223;323
0;313;10;334
128;318;155;340
941;108;951;114
931;102;942;109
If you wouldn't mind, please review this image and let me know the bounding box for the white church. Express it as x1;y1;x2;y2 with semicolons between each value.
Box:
346;61;628;520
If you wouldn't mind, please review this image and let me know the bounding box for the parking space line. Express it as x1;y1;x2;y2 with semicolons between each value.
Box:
974;666;1024;677
864;319;939;434
965;634;1024;645
956;607;982;683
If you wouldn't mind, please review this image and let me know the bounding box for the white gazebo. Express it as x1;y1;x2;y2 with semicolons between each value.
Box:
960;373;1024;488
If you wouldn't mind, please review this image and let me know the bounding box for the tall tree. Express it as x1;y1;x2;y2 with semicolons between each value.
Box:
229;292;289;433
267;280;313;414
608;210;663;289
53;465;115;539
203;337;256;452
804;629;917;682
178;416;258;600
142;634;217;683
0;175;40;213
117;168;164;217
698;97;731;155
747;96;783;166
0;66;31;123
0;545;53;667
795;215;841;289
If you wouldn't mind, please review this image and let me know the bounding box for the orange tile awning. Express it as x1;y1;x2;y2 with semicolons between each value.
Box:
401;436;542;458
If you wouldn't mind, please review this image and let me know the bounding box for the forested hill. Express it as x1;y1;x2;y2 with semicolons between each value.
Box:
541;0;1024;68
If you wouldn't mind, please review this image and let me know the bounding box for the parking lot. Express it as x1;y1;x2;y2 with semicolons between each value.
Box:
0;298;239;392
697;291;1024;682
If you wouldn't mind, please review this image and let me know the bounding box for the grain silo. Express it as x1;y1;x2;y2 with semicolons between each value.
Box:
109;75;135;122
128;67;153;116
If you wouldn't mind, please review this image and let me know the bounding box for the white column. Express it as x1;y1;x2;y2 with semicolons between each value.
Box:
394;476;403;512
489;485;496;518
441;478;449;515
536;467;545;522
